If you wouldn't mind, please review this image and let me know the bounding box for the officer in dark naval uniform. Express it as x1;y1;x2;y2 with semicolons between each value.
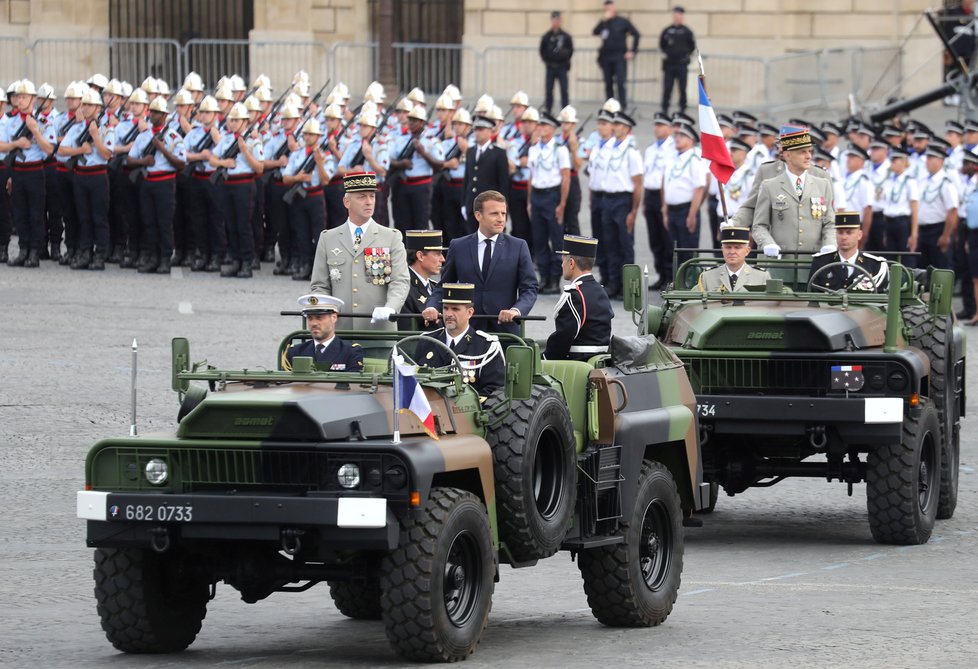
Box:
545;235;614;361
416;283;505;395
282;294;365;372
809;211;889;292
399;229;447;332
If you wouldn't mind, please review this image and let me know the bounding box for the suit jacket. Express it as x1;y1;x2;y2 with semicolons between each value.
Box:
282;337;364;372
809;250;889;292
415;327;505;395
731;160;833;229
751;167;836;254
545;274;614;361
398;268;438;332
697;263;772;292
310;220;410;331
463;144;510;217
430;232;538;335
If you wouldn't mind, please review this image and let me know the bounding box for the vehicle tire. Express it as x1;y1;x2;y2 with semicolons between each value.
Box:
328;569;382;620
485;386;577;562
380;488;495;662
578;460;684;627
94;547;209;653
866;404;941;545
903;306;958;519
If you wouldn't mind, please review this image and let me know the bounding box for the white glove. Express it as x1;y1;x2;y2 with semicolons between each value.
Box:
819;245;838;254
371;306;395;323
763;244;782;258
461;205;467;220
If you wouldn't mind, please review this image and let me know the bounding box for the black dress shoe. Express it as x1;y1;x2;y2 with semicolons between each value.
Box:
156;259;172;274
170;252;185;267
250;257;261;270
285;260;298;276
106;249;122;264
220;261;241;277
71;249;92;270
8;249;27;266
273;258;291;275
137;255;159;273
49;242;62;262
262;247;276;263
204;256;221;272
190;256;207;271
90;254;106;271
292;264;311;281
119;254;135;268
60;249;74;266
24;250;40;268
236;265;253;278
38;245;50;260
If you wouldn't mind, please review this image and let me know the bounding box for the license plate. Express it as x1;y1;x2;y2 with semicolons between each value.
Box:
109;503;194;522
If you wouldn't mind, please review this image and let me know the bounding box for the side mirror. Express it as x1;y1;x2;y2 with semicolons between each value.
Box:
929;269;953;318
171;337;190;394
622;264;643;314
505;345;534;401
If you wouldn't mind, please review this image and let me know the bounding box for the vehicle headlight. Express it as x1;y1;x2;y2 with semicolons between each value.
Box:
144;458;168;486
337;463;360;489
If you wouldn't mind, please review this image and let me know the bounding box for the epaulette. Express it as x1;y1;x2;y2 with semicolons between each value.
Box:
474;329;499;343
562;283;575;292
862;251;886;262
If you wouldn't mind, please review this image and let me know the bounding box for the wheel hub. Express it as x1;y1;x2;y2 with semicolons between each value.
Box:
447;564;466;589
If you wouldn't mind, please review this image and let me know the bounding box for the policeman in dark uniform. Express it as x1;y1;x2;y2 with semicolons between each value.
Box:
416;283;506;395
545;235;614;361
282;294;365;372
399;229;447;332
809;211;889;292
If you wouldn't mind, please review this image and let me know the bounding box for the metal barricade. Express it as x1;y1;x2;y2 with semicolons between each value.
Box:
700;54;767;113
392;42;476;99
29;39;113;94
0;37;29;85
183;39;249;92
109;39;182;91
250;41;330;92
329;42;378;98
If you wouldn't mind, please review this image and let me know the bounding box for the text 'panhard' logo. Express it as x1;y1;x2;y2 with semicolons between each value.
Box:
747;331;784;340
233;416;276;427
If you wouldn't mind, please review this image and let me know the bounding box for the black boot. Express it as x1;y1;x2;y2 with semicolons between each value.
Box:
171;251;185;267
90;253;105;271
285;259;298;276
24;250;40;268
39;245;50;261
71;249;92;270
49;242;62;263
106;248;122;264
220;260;241;277
156;258;171;274
262;247;276;263
8;248;27;266
119;251;135;268
137;254;159;273
250;257;261;270
190;255;206;271
273;256;291;275
204;255;221;272
59;248;74;266
236;263;253;278
292;264;312;281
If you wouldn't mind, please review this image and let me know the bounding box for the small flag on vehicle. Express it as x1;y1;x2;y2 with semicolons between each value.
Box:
830;365;864;391
394;356;438;439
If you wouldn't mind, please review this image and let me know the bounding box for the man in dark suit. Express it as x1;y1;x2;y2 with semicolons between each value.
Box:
416;283;506;395
545;235;614;361
463;115;510;233
399;229;447;332
281;294;365;371
423;190;538;335
809;211;889;292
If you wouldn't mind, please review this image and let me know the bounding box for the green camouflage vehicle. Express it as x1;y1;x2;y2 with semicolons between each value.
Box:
622;256;964;546
77;318;709;662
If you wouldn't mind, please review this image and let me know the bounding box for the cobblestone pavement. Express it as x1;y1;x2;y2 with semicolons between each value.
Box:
1;236;976;668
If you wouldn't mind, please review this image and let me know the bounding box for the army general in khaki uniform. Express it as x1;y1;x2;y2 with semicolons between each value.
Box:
748;125;837;258
696;226;771;292
310;171;410;331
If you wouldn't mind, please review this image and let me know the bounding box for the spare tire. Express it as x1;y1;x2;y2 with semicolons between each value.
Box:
485;386;577;562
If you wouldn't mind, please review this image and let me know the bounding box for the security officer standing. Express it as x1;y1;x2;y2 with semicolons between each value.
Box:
310;171;410;331
881;146;920;267
593;0;641;108
809;212;889;292
400;229;447;331
545;235;614;361
2;79;55;267
128;96;186;274
696;226;772;291
600;110;644;298
661;121;706;270
916;139;959;270
282;294;364;372
527;110;571;295
463;114;509;231
59;87;115;270
416;282;506;396
658;6;696;115
540;10;574;113
208;101;264;278
751;125;837;257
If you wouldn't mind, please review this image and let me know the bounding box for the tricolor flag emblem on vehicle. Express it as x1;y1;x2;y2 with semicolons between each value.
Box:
830;365;864;390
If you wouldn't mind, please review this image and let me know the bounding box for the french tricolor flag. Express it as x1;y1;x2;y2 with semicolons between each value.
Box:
395;358;438;439
697;78;735;185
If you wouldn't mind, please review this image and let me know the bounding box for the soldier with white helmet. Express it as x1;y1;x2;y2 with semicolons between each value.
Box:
1;79;55;267
209;101;264;278
111;88;151;268
262;102;303;276
581;98;622;285
321;103;349;230
228;74;247;102
438;107;473;242
556;105;583;236
501;91;529;143
428;94;458;239
182;72;205;104
0;86;9;262
389;105;445;235
282;117;334;281
102;79;127;128
127;97;187;274
51;82;85;265
36;83;63;261
341;107;392;228
184;95;226;272
170;89;198;268
507;106;540;249
59;86;115;270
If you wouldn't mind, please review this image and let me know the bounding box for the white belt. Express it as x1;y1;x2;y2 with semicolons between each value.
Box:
569;345;608;353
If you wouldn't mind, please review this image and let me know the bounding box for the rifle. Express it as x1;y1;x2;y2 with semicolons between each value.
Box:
575;113;593;138
257;85;296;135
385;106;424;185
281;131;334;207
260;89;336;186
51;113;80;160
349;95;403;170
127;112;176;183
65;109;107;171
3;106;38;168
209;116;263;184
181;124;220;177
109;119;145;171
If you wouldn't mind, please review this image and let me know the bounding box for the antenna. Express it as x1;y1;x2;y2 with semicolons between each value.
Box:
129;339;138;437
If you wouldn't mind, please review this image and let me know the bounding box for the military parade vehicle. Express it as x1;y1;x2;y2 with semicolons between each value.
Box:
77;314;709;662
621;256;964;546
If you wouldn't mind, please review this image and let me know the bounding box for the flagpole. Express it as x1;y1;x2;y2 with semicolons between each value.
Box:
391;352;401;444
698;51;732;227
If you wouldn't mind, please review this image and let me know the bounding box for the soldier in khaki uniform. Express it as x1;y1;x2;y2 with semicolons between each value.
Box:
696;226;771;292
310;171;410;331
751;125;836;257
